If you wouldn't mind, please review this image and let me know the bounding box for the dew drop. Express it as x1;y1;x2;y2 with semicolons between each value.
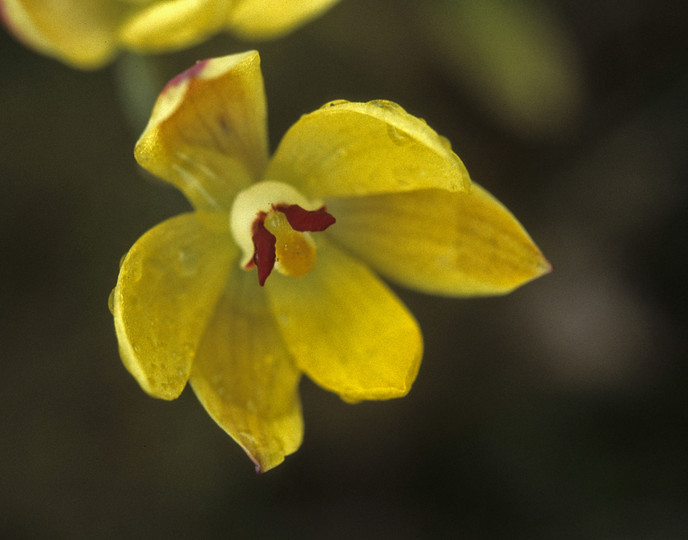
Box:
107;289;116;314
128;258;143;283
438;135;453;151
370;100;403;112
238;431;256;444
176;248;199;276
387;124;410;146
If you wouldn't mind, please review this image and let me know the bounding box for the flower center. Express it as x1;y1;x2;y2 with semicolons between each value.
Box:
230;181;336;285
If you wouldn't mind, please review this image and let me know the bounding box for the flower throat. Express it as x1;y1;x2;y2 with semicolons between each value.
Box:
230;181;336;286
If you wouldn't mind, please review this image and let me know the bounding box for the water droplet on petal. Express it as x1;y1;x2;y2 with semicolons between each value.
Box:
176;248;199;276
387;124;410;145
107;289;116;314
238;431;256;444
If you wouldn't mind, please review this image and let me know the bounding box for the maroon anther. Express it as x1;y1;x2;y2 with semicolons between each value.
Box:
246;204;336;286
275;204;336;232
248;215;276;286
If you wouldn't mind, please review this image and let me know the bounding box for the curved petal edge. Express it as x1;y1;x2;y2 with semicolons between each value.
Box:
111;212;235;400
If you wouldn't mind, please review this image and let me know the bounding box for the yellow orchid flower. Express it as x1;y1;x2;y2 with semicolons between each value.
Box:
110;51;550;472
1;0;341;69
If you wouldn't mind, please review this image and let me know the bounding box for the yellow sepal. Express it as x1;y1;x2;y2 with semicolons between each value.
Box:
1;0;124;69
266;238;422;402
265;100;471;199
134;51;268;211
327;185;551;296
111;212;235;400
190;269;303;473
118;0;226;51
228;0;342;40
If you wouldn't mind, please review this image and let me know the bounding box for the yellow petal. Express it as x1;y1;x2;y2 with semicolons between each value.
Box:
135;51;268;211
2;0;124;69
111;212;235;400
227;0;342;40
190;269;303;473
265;100;471;199
327;185;551;296
119;0;226;52
265;238;422;402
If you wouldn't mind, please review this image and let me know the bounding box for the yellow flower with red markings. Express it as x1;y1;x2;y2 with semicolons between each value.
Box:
110;51;550;471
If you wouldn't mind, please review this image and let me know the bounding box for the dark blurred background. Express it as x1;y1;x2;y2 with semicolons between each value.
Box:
2;0;687;537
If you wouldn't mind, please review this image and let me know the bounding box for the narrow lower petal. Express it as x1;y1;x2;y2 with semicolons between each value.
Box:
265;100;471;199
266;239;422;403
111;212;235;400
227;0;341;40
327;185;551;296
190;269;303;473
1;0;124;69
135;51;268;211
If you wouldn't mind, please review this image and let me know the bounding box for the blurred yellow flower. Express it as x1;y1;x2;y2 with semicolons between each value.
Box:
110;51;550;471
0;0;341;69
